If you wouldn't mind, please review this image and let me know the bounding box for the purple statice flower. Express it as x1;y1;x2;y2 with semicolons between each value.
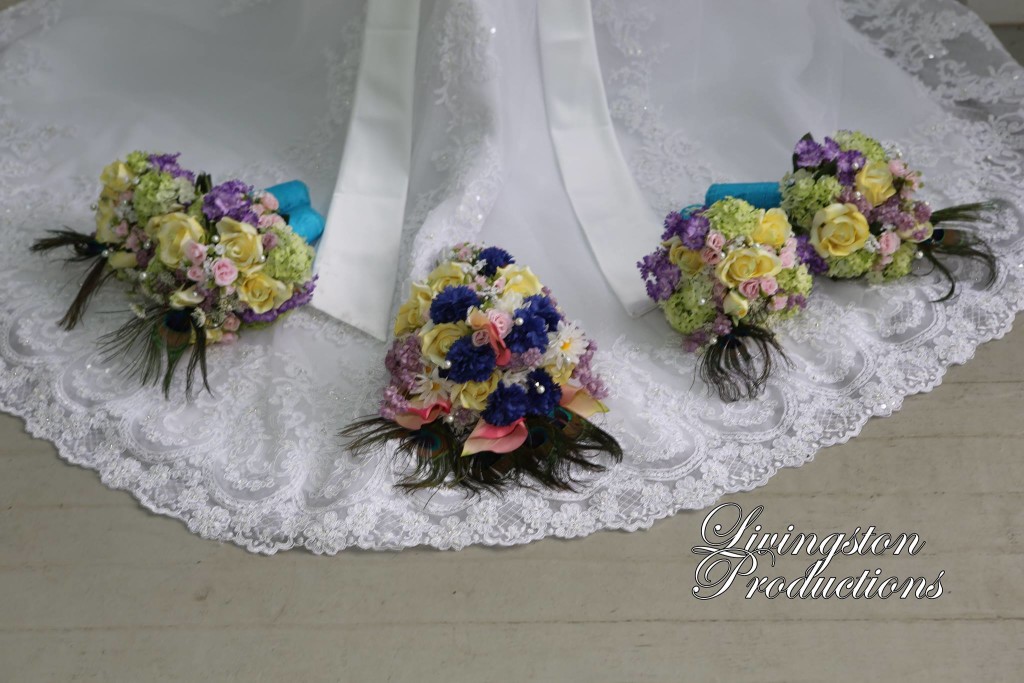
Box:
795;234;829;275
638;249;681;302
795;137;825;168
821;137;841;162
836;150;866;185
661;210;686;241
508;348;543;372
789;294;808;310
712;315;733;337
682;330;710;353
571;340;609;400
838;187;872;217
237;277;318;325
379;384;409;421
913;200;932;224
680;213;711;250
383;333;422;394
148;153;196;182
203;179;257;224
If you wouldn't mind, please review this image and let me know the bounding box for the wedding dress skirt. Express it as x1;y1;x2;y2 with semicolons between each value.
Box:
1;0;1022;552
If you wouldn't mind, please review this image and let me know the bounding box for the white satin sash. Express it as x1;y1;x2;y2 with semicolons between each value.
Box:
311;0;421;341
538;0;657;317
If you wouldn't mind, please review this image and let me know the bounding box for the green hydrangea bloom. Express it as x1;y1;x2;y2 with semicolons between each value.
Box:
125;151;151;176
882;241;917;281
661;279;715;335
703;197;761;240
826;248;877;279
776;265;813;297
833;131;888;164
780;170;842;229
264;227;315;284
186;198;206;221
133;171;181;226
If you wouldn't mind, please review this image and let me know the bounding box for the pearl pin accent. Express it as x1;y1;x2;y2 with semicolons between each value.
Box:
854;191;863;200
139;272;148;281
915;251;924;260
534;382;545;394
515;317;524;326
211;235;220;244
443;360;452;369
100;249;110;258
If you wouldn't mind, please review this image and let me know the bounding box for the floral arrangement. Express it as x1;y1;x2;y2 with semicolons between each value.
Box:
32;152;320;397
343;243;621;493
780;131;996;299
638;198;814;401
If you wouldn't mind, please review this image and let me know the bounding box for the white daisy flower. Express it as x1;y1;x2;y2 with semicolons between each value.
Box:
410;367;453;407
545;320;587;369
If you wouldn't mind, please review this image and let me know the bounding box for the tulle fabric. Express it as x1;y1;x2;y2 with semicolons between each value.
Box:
0;0;1021;552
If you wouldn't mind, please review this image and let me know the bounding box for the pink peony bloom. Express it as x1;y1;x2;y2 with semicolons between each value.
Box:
706;231;726;251
770;294;789;311
700;247;722;265
738;279;761;300
878;231;900;256
187;265;206;282
760;277;779;296
261;192;280;212
222;314;240;332
779;249;796;268
211;258;238;287
184;239;207;265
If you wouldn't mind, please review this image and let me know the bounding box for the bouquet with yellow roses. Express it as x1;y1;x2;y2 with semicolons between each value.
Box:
638;198;814;401
779;131;996;299
31;152;321;397
343;243;621;493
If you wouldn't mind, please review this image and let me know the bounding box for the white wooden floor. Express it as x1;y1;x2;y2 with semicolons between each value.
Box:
2;7;1023;682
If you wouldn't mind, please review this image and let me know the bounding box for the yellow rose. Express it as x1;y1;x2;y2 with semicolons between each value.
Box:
420;322;470;367
496;265;543;297
427;262;469;292
545;362;575;385
723;291;750;319
663;236;704;276
855;160;896;207
237;271;293;314
216;218;264;273
147;213;206;267
715;247;782;288
394;282;434;336
95;200;118;244
452;371;500;411
169;286;205;310
752;208;793;248
811;203;870;257
107;251;137;269
100;161;133;193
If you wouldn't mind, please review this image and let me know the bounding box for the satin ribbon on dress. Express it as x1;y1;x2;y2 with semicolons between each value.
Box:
310;0;421;341
537;0;657;318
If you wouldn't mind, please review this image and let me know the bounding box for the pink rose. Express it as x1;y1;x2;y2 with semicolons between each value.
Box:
738;279;761;300
770;294;789;311
125;232;140;251
878;231;900;256
211;258;238;287
262;232;279;251
222;314;240;332
487;309;513;338
706;231;726;251
779;250;796;269
261;192;280;212
252;203;266;216
184;239;207;265
700;247;722;265
472;329;491;347
187;265;206;282
259;214;285;229
889;159;907;177
760;277;779;296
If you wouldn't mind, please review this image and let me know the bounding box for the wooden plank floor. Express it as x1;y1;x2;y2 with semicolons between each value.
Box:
1;6;1023;682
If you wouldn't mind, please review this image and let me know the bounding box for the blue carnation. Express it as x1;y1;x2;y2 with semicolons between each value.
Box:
478;246;514;276
430;285;481;324
482;382;528;427
444;336;496;383
525;369;561;416
522;295;561;332
505;308;549;354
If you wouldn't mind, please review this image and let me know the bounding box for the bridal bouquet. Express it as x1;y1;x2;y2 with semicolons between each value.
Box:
32;152;320;397
343;243;621;493
639;198;813;401
780;131;996;299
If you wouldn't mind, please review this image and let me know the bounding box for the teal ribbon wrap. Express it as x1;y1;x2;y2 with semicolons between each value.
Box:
704;182;782;210
264;180;325;244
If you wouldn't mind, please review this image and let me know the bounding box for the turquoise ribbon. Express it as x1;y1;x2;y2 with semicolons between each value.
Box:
704;182;782;210
264;180;325;244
